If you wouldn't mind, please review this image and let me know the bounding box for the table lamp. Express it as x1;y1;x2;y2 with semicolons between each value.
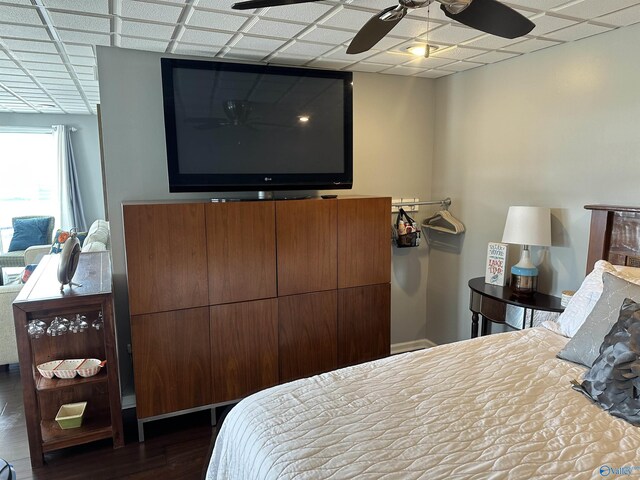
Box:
501;206;551;296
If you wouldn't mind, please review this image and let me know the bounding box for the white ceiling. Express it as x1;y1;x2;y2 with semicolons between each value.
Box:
1;0;640;115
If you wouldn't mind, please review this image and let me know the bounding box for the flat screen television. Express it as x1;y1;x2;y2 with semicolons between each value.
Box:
160;58;353;193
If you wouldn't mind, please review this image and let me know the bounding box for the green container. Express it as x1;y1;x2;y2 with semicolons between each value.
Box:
55;401;87;429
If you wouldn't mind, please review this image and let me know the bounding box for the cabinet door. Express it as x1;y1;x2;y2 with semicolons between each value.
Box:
131;308;211;419
276;199;337;296
206;202;277;305
211;299;278;403
123;203;208;315
338;284;390;368
338;197;391;289
279;291;337;383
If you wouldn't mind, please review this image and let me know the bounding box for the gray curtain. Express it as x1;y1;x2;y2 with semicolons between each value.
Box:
54;125;87;231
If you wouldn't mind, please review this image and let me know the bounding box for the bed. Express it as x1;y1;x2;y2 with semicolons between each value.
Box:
206;205;640;479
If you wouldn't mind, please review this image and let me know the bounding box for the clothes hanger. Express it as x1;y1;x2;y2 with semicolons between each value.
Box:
422;201;466;235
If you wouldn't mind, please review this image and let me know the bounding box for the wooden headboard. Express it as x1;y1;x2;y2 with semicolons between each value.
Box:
585;204;640;273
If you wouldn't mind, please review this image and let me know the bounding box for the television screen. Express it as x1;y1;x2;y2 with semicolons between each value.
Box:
161;58;353;192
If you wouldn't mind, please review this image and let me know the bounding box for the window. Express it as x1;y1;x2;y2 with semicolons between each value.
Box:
0;128;58;252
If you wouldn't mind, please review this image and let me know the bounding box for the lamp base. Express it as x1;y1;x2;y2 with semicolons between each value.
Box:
510;272;537;297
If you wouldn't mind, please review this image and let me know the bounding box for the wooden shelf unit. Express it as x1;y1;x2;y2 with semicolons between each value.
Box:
123;196;392;439
12;252;124;467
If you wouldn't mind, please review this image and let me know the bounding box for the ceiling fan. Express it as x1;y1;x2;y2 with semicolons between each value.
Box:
231;0;535;54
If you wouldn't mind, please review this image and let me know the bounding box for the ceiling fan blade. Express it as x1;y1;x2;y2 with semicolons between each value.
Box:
346;6;407;55
440;0;534;39
232;0;320;10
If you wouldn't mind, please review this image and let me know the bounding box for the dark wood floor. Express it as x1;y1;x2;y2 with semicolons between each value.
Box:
0;364;231;480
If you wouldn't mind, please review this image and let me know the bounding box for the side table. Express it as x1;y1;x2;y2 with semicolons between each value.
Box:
468;277;564;338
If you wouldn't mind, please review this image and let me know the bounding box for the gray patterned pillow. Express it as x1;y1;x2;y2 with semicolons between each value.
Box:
572;298;640;425
558;273;640;367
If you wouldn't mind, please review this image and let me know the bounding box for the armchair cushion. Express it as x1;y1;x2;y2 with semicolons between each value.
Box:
8;216;54;252
50;229;88;254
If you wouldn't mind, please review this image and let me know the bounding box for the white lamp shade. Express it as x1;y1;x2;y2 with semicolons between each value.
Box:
501;206;551;247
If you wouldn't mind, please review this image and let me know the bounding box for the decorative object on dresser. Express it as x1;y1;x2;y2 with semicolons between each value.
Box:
485;242;508;286
468;277;564;338
12;251;123;467
123;197;391;441
57;229;82;292
501;206;551;296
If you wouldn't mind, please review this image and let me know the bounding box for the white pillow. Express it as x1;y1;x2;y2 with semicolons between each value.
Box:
556;260;640;337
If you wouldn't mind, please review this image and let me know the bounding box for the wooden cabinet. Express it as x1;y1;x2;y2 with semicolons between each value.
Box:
12;252;123;467
276;199;337;296
123;203;208;315
131;308;211;418
210;299;278;403
279;291;337;383
124;196;391;435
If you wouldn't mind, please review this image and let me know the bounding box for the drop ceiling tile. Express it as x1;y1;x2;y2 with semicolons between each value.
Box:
220;47;267;62
0;24;50;41
463;33;525;50
370;35;409;50
261;3;335;23
554;0;639;19
597;4;640;26
306;58;352;69
468;50;521;63
544;21;613;41
72;65;95;75
44;0;110;15
0;67;20;75
69;55;96;66
382;65;426;76
439;61;484;72
505;0;574;10
2;38;58;53
188;10;249;31
420;24;484;45
121;0;183;23
416;69;452;78
232;35;287;52
321;45;381;62
320;7;377;31
344;62;389;73
245;18;307;38
365;51;414;65
57;29;111;46
529;13;578;35
34;70;71;79
14;51;62;64
39;76;75;85
503;37;562;53
0;5;42;25
432;45;488;61
0;59;15;68
196;0;243;10
402;4;452;23
386;17;430;39
0;52;9;60
298;26;354;44
179;28;234;46
280;40;334;57
22;61;67;72
121;20;176;39
63;44;95;57
49;11;111;32
266;53;309;66
120;36;169;52
173;44;222;56
404;55;455;69
76;72;96;81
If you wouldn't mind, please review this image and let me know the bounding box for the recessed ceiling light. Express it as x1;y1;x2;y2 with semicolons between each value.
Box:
298;115;310;123
407;44;439;58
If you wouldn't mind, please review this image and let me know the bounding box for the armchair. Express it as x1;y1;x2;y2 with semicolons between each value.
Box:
0;283;21;366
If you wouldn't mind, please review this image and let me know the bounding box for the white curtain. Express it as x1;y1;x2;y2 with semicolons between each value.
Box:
53;125;87;231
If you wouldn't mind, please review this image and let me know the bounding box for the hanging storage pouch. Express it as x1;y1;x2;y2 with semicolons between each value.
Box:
393;208;420;248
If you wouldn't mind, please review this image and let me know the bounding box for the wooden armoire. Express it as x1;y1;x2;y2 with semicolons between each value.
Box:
123;196;391;434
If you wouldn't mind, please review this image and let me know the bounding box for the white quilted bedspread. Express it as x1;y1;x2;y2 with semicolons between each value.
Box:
207;328;640;479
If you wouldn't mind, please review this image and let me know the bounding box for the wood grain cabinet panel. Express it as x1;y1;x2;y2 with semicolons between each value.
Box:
206;202;277;305
131;308;211;419
279;291;337;383
276;199;337;296
211;299;278;403
123;203;208;315
338;284;390;368
338;197;391;289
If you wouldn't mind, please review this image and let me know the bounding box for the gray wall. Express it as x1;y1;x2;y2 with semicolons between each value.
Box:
96;46;436;396
428;23;640;345
0;112;105;225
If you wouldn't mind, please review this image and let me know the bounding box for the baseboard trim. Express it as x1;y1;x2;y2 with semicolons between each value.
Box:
391;338;437;355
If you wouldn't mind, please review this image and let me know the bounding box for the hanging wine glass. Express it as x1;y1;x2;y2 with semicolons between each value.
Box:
69;315;79;333
46;317;60;336
92;311;104;331
77;314;89;333
27;320;46;339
